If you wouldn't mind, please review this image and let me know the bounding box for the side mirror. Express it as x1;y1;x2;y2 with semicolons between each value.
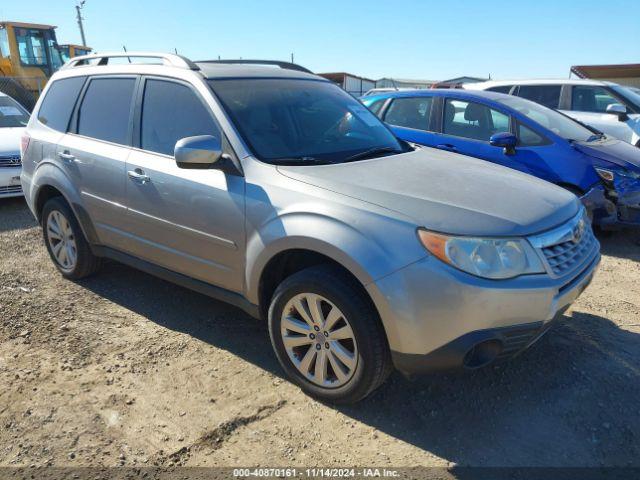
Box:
489;132;518;155
605;103;628;121
174;135;222;169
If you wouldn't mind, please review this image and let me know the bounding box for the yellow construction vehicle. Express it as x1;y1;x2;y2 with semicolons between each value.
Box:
0;21;65;109
59;43;92;62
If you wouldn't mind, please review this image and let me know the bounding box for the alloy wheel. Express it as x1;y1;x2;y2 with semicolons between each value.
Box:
46;210;78;272
280;293;358;388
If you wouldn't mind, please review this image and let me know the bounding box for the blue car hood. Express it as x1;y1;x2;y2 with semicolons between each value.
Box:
574;137;640;171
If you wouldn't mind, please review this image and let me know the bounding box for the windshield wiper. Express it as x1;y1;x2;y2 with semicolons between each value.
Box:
343;146;400;163
274;157;334;166
587;132;606;142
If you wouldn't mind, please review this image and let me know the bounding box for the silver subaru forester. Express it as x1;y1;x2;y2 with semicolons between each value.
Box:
21;52;600;403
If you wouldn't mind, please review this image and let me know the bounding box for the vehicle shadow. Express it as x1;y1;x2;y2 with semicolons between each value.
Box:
596;228;640;262
78;260;640;467
0;197;37;232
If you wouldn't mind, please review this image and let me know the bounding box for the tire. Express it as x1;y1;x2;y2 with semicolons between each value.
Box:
41;197;101;279
268;265;392;404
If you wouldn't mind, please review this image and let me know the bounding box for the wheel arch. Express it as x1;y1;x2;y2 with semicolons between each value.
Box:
31;164;99;245
245;212;415;319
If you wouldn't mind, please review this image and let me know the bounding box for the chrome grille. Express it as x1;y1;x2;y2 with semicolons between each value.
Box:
542;227;596;276
529;209;598;278
0;185;22;194
0;155;21;168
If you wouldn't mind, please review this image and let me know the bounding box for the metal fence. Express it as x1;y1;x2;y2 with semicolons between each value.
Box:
0;77;45;112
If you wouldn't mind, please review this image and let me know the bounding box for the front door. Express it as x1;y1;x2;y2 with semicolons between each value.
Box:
123;77;245;292
438;97;551;180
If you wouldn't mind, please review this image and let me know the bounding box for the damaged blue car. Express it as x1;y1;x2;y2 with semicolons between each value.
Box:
362;89;640;228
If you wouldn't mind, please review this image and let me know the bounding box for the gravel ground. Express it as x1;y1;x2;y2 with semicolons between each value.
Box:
1;196;639;468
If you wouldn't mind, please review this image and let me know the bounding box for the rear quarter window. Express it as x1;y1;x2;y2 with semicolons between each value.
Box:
37;76;86;132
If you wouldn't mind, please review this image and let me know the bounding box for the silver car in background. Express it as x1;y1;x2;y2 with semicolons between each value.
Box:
0;91;29;198
21;53;600;403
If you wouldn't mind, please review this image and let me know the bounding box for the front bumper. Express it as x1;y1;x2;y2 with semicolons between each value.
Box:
588;180;640;228
0;166;23;198
366;245;600;375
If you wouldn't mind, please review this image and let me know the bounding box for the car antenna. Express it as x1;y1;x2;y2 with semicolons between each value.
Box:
391;78;399;91
122;45;131;63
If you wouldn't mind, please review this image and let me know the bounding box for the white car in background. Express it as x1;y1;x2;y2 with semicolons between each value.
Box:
466;79;640;147
0;91;29;198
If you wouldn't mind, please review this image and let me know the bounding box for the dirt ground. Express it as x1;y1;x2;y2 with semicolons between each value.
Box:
1;196;639;469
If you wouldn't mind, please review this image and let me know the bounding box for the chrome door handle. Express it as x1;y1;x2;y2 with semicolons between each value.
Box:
127;169;150;184
57;151;76;162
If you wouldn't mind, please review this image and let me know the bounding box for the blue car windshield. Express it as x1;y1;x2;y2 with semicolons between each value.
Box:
497;96;594;142
209;78;404;165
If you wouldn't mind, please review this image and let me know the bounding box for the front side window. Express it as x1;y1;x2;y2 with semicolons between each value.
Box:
443;99;510;141
78;78;136;144
0;95;30;128
209;78;403;165
141;79;220;156
38;76;86;132
572;86;620;113
517;122;547;146
498;96;594;142
516;85;561;109
384;97;433;130
16;28;47;66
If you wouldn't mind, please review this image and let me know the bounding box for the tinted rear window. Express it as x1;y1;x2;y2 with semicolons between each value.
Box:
37;77;86;132
516;85;561;109
77;78;136;145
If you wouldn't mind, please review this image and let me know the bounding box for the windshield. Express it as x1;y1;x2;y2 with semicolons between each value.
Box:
0;96;30;128
497;95;594;142
612;85;640;111
209;78;404;164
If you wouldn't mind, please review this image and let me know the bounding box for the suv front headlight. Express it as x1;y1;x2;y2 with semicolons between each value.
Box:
418;229;545;279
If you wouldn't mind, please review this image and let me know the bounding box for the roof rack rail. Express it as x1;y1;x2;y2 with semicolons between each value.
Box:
62;52;200;71
196;59;312;74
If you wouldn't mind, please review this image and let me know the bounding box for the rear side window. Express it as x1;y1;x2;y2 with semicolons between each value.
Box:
140;79;220;156
37;77;86;132
384;97;433;130
367;99;386;116
77;78;136;145
487;85;513;94
516;85;561;109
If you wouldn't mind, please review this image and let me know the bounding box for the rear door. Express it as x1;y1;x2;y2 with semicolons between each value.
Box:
56;75;137;249
124;77;245;292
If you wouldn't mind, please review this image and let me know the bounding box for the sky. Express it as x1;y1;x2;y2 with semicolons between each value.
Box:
1;0;638;81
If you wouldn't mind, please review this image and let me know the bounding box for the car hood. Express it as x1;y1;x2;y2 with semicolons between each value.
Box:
0;127;24;154
573;137;640;171
276;148;579;237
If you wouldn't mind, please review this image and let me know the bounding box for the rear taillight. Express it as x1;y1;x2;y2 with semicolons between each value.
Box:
21;134;30;157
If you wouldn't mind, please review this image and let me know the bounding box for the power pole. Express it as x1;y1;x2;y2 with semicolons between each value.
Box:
76;1;87;47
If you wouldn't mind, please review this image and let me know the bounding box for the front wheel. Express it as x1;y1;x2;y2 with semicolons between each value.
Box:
268;265;392;404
